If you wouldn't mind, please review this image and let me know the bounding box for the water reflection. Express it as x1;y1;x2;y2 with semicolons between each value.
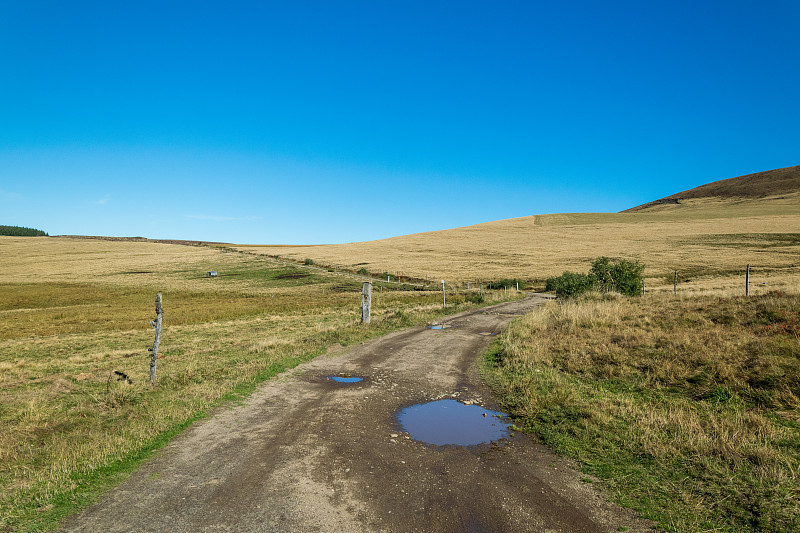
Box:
397;399;510;446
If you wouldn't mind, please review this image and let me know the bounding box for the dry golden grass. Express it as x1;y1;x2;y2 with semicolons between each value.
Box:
236;198;800;292
485;290;800;532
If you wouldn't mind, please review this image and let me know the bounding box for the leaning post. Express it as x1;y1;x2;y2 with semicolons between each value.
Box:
361;281;372;324
149;292;163;385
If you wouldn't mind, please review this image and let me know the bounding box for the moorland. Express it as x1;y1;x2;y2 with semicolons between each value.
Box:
1;165;798;532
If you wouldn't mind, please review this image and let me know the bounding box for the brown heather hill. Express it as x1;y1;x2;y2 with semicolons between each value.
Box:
624;165;800;212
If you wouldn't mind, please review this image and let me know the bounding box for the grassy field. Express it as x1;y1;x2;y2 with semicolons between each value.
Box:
236;196;800;293
3;177;799;531
484;290;800;532
0;236;517;532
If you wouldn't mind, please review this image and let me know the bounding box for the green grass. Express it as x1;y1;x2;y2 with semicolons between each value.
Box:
484;291;800;532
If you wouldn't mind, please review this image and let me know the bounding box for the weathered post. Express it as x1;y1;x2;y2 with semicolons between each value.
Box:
149;292;163;385
641;279;646;296
362;282;372;324
480;284;483;298
516;282;519;292
746;264;750;296
441;280;446;308
674;270;678;294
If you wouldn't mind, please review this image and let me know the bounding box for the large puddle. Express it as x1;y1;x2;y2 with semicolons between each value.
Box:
329;375;364;383
426;324;453;330
396;399;511;446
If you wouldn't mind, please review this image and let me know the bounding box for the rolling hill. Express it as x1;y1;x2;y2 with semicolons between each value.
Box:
238;165;800;293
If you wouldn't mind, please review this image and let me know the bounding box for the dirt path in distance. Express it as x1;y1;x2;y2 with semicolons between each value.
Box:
59;295;655;533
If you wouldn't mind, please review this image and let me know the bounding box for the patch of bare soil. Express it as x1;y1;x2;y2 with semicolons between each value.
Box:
58;296;655;533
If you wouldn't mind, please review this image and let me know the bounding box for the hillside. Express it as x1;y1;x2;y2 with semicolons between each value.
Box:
235;166;800;293
624;165;800;212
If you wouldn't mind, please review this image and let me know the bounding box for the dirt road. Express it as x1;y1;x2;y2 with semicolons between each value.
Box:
59;295;653;532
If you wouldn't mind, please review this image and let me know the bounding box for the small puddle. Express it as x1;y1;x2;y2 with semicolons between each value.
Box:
479;332;497;336
396;399;511;446
328;375;364;383
426;324;453;330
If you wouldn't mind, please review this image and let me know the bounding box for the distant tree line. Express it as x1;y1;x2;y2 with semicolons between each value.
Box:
0;225;48;236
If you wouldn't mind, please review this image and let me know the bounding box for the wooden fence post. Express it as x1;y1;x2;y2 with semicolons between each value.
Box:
149;292;163;385
441;280;446;308
746;264;750;296
641;279;645;296
674;270;678;294
362;282;372;324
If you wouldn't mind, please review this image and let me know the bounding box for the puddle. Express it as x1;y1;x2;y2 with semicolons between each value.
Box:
479;332;497;336
426;324;453;330
328;375;364;383
396;399;511;446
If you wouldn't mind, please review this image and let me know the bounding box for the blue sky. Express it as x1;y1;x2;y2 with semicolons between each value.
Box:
1;1;798;244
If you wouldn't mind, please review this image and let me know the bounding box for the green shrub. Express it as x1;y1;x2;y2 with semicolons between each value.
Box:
589;256;645;296
303;258;314;265
465;293;485;304
486;278;525;290
357;267;369;275
589;256;614;291
547;257;645;298
545;271;597;298
610;259;645;296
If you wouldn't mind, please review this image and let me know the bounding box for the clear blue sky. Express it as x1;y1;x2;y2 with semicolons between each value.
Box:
1;1;798;244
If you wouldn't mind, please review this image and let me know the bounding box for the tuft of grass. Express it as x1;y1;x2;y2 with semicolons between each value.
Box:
484;291;800;532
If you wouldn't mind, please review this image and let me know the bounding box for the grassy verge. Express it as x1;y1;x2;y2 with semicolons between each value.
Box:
0;245;521;532
484;290;800;532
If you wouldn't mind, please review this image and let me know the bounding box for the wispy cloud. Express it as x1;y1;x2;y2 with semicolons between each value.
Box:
186;214;262;222
94;196;110;205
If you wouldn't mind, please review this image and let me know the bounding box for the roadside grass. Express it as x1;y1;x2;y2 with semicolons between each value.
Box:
0;238;520;532
484;290;800;532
